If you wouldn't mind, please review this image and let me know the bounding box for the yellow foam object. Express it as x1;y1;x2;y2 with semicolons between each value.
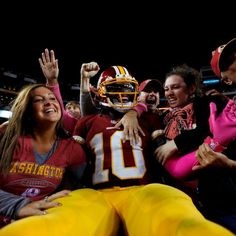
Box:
0;189;119;236
0;186;234;236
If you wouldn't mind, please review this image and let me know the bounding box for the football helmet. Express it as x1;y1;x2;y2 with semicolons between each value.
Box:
97;65;139;113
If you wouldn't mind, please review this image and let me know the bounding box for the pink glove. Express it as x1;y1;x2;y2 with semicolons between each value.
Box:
208;99;236;147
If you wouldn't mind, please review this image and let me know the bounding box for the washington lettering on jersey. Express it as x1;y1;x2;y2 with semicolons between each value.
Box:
10;162;63;178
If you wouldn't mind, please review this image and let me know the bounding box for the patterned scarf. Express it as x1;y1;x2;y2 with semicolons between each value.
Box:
163;103;195;139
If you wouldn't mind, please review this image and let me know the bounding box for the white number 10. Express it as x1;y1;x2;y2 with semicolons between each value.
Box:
90;131;146;184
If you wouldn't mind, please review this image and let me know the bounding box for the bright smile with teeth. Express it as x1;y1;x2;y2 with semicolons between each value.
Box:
45;108;55;113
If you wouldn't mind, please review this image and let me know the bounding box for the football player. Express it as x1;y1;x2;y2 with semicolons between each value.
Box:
71;63;231;235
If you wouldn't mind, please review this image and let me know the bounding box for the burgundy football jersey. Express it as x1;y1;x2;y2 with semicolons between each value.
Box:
0;136;86;200
74;112;162;189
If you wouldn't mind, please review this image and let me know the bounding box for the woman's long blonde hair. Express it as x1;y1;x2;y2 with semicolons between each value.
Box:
0;84;66;174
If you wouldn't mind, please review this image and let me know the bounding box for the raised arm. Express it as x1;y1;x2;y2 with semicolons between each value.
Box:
80;62;100;116
38;48;78;134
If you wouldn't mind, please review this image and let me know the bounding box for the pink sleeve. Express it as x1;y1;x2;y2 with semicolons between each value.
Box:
47;84;64;112
47;84;78;134
132;102;148;117
164;151;198;180
163;136;225;180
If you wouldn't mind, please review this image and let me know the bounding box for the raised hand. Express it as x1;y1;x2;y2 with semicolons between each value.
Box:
39;48;59;86
81;62;100;79
80;62;100;92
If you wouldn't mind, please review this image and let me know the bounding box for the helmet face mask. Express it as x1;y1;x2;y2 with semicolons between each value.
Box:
97;66;139;113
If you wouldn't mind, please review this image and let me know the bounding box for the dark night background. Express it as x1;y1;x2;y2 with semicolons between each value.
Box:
0;2;235;103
